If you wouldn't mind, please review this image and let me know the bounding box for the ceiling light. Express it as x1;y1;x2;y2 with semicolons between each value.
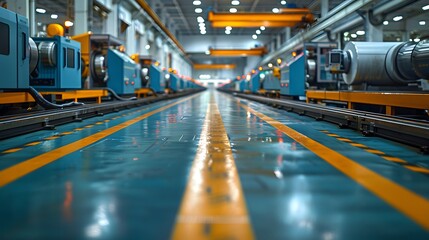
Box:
201;31;206;35
65;20;74;27
383;20;389;25
356;30;365;35
256;30;261;34
225;30;231;35
226;26;232;31
197;16;204;23
193;0;201;5
414;38;421;42
195;8;202;13
419;21;426;26
423;4;429;10
199;23;205;27
50;14;58;19
268;63;273;68
343;32;349;36
231;0;240;5
272;8;280;13
230;8;237;13
36;8;46;14
350;33;357;38
393;16;403;21
252;34;257;39
281;0;287;5
205;50;210;55
145;45;150;50
260;26;265;30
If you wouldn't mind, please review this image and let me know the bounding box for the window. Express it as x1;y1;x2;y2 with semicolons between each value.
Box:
0;22;10;55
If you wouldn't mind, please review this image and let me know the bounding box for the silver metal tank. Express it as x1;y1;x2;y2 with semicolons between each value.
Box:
342;42;402;85
412;39;429;79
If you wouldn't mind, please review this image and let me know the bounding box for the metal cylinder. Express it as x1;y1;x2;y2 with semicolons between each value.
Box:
28;38;38;74
412;38;429;79
395;42;419;81
342;42;402;85
306;59;316;83
91;53;106;83
38;41;57;67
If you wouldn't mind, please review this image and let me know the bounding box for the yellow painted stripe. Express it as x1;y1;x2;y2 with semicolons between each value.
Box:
74;128;84;131
172;97;254;239
2;148;23;154
327;133;339;137
85;125;94;128
365;149;385;155
320;130;330;133
350;143;368;148
237;101;429;230
44;136;59;140
95;122;104;125
337;137;352;143
382;156;407;163
61;132;74;135
25;142;41;147
0;95;198;188
404;166;429;174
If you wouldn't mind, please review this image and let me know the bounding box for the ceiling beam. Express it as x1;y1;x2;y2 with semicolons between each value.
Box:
209;47;267;57
194;64;236;69
211;21;300;28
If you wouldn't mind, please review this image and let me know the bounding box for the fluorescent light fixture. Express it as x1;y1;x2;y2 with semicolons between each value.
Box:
65;20;74;27
383;20;389;25
205;50;210;55
260;26;265;30
36;8;46;14
193;0;201;5
393;16;403;21
226;26;232;31
422;4;429;10
419;21;426;25
256;30;261;34
268;63;273;68
197;16;204;23
200;30;206;34
199;23;205;27
272;8;280;13
230;8;237;13
50;14;58;19
231;0;240;5
281;0;287;5
350;33;357;38
414;38;421;42
356;30;365;35
225;30;231;34
199;74;211;79
195;8;202;13
252;34;257;39
145;45;150;50
343;32;349;36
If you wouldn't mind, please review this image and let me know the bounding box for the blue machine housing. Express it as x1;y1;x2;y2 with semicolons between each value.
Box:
178;77;185;90
262;70;281;91
149;65;166;93
280;54;306;96
249;73;260;93
31;36;81;90
169;74;179;92
0;7;29;89
107;49;141;94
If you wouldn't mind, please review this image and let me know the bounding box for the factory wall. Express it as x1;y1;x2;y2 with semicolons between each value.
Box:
181;35;269;53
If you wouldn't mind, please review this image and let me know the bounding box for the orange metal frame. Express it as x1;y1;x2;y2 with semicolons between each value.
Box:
210;47;267;56
193;64;236;69
306;90;429;115
0;90;109;105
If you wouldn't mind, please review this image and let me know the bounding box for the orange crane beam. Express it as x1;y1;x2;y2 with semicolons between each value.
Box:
194;64;236;69
209;47;267;56
211;21;298;28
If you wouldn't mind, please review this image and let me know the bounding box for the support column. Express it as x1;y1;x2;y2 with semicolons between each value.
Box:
285;27;291;41
321;0;329;18
74;0;89;35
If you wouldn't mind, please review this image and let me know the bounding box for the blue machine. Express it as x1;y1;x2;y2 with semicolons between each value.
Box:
178;77;185;90
0;7;29;89
239;79;248;92
249;72;261;93
31;36;81;90
168;73;180;92
262;70;281;91
107;49;141;94
148;65;166;93
280;54;306;96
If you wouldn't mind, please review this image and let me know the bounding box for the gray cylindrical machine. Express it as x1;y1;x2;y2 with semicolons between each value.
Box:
342;42;402;85
412;39;429;79
28;38;38;74
38;41;57;67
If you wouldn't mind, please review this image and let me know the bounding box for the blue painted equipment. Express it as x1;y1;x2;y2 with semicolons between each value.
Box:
0;7;29;89
249;72;261;93
107;49;141;94
262;70;281;91
148;65;166;93
31;36;81;90
168;73;180;92
280;53;306;96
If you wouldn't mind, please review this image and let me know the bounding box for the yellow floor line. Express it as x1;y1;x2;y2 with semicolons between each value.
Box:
237;101;429;231
25;142;41;147
172;96;254;239
404;166;429;174
2;148;23;154
382;156;407;163
0;95;198;187
365;149;385;155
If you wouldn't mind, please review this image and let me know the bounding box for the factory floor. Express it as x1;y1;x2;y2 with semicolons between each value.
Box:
1;89;429;239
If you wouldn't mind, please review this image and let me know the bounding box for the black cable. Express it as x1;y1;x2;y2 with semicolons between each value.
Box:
27;87;84;109
105;88;137;101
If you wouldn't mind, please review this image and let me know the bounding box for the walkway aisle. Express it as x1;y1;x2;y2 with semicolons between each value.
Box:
0;89;428;239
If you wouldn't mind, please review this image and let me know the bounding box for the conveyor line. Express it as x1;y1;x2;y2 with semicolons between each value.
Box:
220;90;429;153
0;89;204;140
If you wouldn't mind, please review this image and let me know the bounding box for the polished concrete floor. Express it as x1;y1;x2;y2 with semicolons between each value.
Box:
1;89;429;239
